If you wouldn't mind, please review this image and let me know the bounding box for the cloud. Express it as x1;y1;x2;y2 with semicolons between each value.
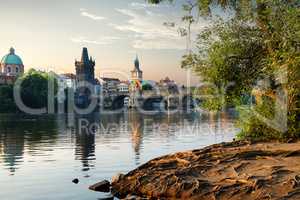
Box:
112;8;187;50
70;36;120;45
80;9;106;21
133;39;186;50
130;2;164;9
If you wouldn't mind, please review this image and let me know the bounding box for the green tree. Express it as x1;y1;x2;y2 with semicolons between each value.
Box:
17;69;58;110
0;85;17;113
148;0;300;140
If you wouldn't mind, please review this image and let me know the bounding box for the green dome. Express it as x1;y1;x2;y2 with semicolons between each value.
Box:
1;48;23;65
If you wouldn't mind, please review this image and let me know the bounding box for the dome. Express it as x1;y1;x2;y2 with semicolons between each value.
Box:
1;48;23;65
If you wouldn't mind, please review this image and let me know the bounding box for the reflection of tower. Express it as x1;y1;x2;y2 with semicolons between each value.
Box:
129;112;143;165
74;116;96;171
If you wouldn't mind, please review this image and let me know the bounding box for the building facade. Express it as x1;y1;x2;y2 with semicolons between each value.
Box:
118;81;129;93
58;73;76;89
100;77;120;96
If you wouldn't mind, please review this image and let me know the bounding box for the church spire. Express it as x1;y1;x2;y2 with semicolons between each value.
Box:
81;47;89;64
134;54;140;71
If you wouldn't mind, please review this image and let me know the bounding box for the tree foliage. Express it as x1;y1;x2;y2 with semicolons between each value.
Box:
17;69;58;110
148;0;300;140
0;85;17;113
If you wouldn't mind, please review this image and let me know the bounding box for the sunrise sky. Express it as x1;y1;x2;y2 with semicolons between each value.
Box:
0;0;230;85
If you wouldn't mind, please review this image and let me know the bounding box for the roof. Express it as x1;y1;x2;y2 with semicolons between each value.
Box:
61;73;76;79
101;77;120;82
1;48;23;65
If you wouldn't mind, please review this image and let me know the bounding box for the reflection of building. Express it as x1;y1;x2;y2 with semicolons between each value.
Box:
0;47;24;84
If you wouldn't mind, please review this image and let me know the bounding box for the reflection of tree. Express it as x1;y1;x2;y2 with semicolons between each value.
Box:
0;114;59;174
0;131;24;174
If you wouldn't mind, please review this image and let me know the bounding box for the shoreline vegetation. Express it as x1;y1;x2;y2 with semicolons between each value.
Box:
92;140;300;199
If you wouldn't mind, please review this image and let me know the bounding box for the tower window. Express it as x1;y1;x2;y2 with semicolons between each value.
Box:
7;66;11;73
16;67;19;73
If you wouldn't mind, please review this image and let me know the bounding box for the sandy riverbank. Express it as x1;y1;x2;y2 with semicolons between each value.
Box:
109;140;300;199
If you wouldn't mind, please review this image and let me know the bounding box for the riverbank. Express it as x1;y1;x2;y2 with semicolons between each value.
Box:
109;140;300;199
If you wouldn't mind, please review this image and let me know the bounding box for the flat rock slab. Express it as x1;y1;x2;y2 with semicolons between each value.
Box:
110;141;300;200
89;180;111;193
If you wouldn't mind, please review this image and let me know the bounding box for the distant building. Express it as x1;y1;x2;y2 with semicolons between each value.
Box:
159;77;179;94
100;77;120;96
129;55;144;108
0;47;24;84
56;73;76;104
131;55;143;82
94;78;101;96
58;73;76;89
74;48;96;106
75;47;95;86
118;81;129;93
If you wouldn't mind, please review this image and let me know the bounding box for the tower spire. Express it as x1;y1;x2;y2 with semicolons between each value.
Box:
134;54;140;71
81;47;89;64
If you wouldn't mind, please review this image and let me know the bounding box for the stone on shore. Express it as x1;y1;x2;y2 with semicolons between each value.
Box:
110;140;300;200
72;178;79;184
112;173;125;184
89;180;111;193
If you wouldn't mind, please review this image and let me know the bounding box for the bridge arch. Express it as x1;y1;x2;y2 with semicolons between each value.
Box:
111;95;129;110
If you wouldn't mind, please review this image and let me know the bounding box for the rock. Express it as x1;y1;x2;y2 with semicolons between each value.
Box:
110;141;300;200
111;173;125;184
72;178;79;184
89;180;111;192
98;195;114;200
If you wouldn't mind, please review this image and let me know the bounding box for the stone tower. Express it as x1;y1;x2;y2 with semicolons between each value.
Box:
75;47;95;85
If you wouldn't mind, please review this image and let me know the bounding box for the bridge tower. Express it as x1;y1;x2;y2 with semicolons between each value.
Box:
129;55;143;108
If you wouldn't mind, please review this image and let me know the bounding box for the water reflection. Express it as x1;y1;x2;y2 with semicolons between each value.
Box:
0;130;24;174
0;115;59;175
74;114;97;171
0;111;238;200
128;112;144;165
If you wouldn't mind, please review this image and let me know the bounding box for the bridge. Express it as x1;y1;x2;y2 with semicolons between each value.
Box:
103;88;195;111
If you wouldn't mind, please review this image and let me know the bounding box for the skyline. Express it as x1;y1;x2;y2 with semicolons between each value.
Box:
0;0;213;84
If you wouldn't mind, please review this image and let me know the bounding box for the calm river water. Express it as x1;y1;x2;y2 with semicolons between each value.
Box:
0;111;238;200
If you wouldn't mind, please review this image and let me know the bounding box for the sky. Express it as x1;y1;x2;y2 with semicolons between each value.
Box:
0;0;217;85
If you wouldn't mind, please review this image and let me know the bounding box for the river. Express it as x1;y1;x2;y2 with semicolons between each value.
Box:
0;111;238;200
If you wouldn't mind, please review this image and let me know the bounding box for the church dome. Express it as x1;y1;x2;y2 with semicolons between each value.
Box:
1;48;23;65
